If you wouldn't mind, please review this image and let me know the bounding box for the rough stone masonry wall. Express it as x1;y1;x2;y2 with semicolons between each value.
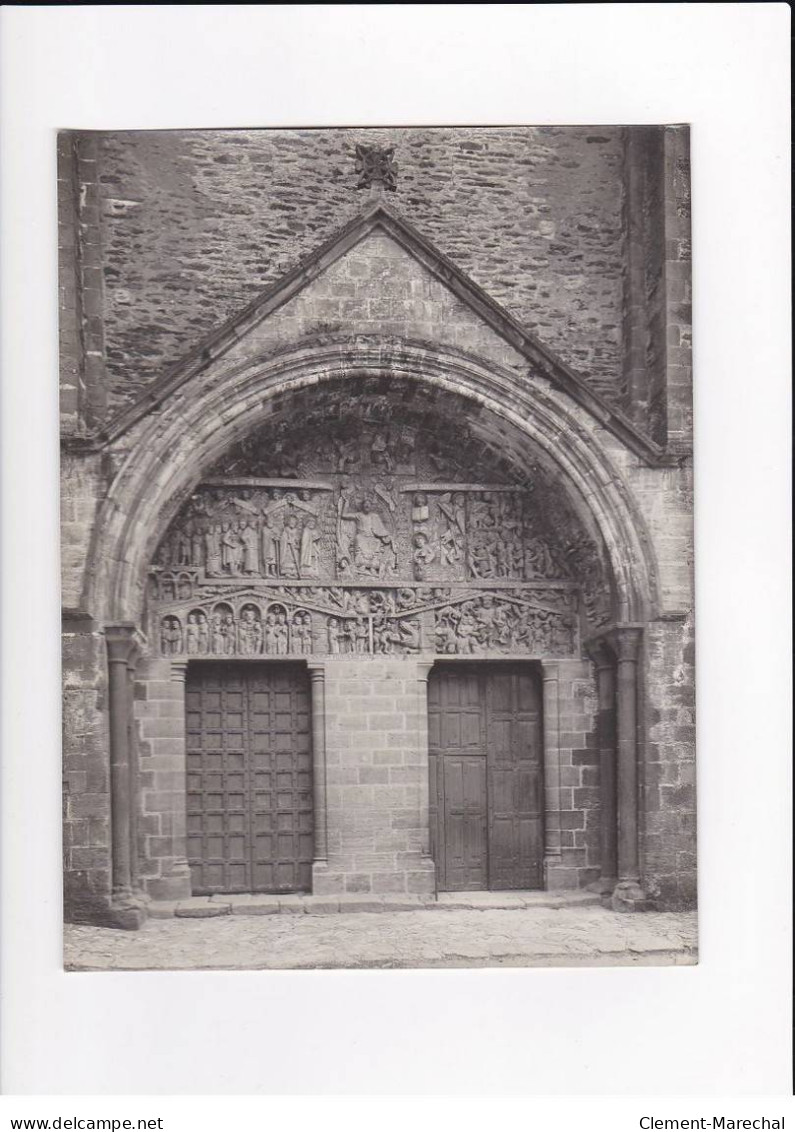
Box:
641;615;697;908
58;125;628;427
62;620;112;922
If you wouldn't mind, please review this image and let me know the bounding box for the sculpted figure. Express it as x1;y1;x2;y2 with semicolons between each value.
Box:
412;531;436;581
354;616;370;655
495;538;513;579
411;492;429;524
468;539;496;580
293;612;312;654
197;612;210;655
211;613;225;654
523;536;557;580
263;613;278;654
175;529;191;568
273;611;289;655
299;515;322;578
278;514;301;579
398;618;420;652
327;617;342;655
190;526;204;568
339;618;356;655
160;617;183;656
260;513;278;577
185;613;200;656
370;430;393;472
240;522;259;575
339;491;396;577
221;523;242;575
205;525;222;576
223;612;236;655
455;604;479;654
238;608;258;654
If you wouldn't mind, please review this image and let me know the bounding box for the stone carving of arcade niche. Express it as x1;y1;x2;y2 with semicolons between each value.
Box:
146;388;614;662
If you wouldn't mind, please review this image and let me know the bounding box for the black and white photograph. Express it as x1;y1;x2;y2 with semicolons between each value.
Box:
1;2;789;1107
59;124;697;972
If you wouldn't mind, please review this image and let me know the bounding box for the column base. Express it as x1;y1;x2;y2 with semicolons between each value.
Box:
109;895;148;930
146;861;193;902
606;879;648;913
587;875;618;896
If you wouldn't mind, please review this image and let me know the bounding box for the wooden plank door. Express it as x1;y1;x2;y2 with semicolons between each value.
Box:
485;666;544;890
186;662;313;895
428;665;488;891
428;663;544;892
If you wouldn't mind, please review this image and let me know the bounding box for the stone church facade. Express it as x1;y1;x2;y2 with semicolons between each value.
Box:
59;127;695;929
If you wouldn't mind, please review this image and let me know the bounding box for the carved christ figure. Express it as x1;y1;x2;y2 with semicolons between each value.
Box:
339;492;396;577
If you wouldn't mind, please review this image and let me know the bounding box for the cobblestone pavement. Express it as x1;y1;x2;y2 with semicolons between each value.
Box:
64;906;698;970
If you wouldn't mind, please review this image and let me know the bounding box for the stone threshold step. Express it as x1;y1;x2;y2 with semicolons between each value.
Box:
150;890;601;919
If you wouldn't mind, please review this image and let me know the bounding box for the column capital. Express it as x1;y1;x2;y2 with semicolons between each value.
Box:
610;626;643;662
584;636;615;670
105;623;146;664
541;659;560;682
170;660;189;684
306;662;326;682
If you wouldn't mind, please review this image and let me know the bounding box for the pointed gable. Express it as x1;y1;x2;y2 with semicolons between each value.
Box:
98;203;661;461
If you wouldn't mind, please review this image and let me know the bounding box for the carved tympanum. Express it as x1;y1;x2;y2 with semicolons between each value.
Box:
148;393;611;658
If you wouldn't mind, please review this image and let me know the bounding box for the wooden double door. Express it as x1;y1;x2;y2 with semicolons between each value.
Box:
185;663;313;895
428;663;544;891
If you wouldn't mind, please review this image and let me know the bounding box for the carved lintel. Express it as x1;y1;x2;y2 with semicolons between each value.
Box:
203;478;334;491
400;483;521;494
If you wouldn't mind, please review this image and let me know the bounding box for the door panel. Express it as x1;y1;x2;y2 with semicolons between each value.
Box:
428;663;544;892
186;662;313;895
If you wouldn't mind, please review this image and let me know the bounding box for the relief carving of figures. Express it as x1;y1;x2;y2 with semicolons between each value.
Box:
438;492;466;567
185;612;201;656
278;514;302;579
337;489;397;578
292;611;313;654
160;616;183;656
412;531;436;581
299;516;322;578
238;606;263;655
468;539;496;580
411;492;429;524
240;522;260;576
221;524;243;576
205;525;223;576
434;595;575;657
260;513;278;577
197;611;209;654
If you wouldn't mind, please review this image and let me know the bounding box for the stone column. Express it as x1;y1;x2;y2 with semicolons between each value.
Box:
307;663;328;885
611;627;646;911
126;646;143;902
586;638;618;893
415;659;436;866
159;660;193;900
541;661;562;870
105;625;146;929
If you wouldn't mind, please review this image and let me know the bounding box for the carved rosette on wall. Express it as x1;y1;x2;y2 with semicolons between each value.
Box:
148;399;612;660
